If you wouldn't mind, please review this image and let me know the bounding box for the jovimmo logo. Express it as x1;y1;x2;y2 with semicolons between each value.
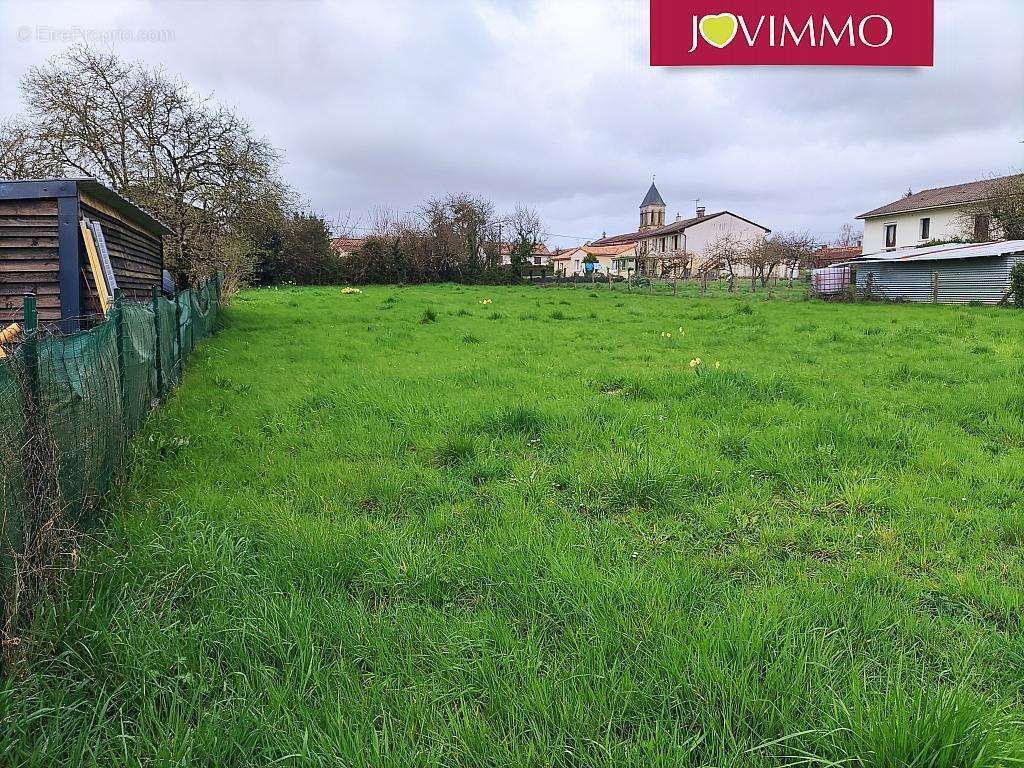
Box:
651;1;933;66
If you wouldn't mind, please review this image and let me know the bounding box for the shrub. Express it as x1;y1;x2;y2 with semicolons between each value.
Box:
1009;262;1024;308
420;308;437;324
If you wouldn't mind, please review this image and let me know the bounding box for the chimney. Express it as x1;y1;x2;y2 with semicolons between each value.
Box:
675;212;681;221
696;206;706;218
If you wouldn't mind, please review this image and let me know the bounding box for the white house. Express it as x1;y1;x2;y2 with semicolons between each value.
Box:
551;243;636;277
857;174;1021;254
497;242;550;266
592;182;771;277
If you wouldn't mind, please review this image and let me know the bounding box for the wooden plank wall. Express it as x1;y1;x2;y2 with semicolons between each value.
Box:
0;198;61;323
80;202;163;310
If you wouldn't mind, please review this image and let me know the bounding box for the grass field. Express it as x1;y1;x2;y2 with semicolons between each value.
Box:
2;283;1024;766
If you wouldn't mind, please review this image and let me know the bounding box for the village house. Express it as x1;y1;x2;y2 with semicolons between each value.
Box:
330;236;366;257
591;182;771;278
498;242;550;266
857;174;1022;254
551;243;636;277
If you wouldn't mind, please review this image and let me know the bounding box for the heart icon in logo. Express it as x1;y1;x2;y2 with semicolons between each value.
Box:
699;13;738;49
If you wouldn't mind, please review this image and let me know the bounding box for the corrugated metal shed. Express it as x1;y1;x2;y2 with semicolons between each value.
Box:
846;240;1024;305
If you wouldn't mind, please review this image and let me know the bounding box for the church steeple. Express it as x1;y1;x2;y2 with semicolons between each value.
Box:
639;179;666;232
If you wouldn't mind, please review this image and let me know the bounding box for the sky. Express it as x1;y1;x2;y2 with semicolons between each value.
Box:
1;0;1022;249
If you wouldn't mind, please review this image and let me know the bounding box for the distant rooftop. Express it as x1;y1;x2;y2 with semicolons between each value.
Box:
858;174;1024;219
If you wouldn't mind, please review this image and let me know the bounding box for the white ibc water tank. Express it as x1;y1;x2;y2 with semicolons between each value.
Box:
812;266;851;295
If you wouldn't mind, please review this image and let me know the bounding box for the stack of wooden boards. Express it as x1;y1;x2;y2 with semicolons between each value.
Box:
80;218;119;315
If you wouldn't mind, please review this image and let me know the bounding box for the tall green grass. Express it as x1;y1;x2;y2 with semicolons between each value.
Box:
2;283;1023;766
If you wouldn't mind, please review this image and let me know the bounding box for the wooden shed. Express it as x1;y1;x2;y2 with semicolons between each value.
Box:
0;178;171;329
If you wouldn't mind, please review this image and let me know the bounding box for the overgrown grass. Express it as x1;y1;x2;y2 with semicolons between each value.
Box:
2;282;1024;766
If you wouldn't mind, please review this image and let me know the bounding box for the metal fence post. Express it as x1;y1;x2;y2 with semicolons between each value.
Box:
173;290;183;380
152;286;164;398
112;289;128;437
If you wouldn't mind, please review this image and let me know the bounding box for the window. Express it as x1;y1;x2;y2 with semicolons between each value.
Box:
920;217;930;240
974;214;991;242
533;256;542;266
884;223;897;249
660;237;666;252
672;235;679;250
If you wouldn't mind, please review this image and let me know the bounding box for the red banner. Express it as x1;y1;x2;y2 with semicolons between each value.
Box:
650;1;933;67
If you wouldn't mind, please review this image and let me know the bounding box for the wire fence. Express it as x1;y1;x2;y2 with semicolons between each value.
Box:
0;275;222;653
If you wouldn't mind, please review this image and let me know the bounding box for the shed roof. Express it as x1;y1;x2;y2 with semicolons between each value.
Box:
848;239;1024;265
857;174;1024;220
0;177;173;235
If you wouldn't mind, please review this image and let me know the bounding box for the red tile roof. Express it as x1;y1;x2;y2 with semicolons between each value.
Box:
330;236;366;253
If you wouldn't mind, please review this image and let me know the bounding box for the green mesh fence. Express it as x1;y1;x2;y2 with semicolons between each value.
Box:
0;351;29;634
0;275;221;639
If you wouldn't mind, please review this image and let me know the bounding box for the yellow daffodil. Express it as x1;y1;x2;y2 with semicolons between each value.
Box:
714;361;721;369
341;287;362;294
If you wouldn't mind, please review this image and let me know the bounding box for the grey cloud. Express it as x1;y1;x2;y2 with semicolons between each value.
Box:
1;0;1022;246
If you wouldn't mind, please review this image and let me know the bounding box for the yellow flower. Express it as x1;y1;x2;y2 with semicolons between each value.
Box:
714;361;721;369
689;358;699;368
666;332;671;338
341;286;362;294
678;327;684;334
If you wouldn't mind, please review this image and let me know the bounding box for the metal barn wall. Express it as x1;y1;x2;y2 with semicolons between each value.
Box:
855;255;1022;305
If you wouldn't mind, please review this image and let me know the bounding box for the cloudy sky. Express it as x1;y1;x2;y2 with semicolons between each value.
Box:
2;0;1022;247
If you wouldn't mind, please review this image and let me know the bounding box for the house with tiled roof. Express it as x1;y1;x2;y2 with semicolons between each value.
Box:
330;236;366;256
857;174;1023;254
498;241;550;266
593;181;771;278
551;243;636;277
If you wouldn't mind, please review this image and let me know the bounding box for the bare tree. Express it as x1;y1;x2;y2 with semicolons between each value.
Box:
506;204;544;277
703;231;746;291
0;118;64;178
833;223;862;248
737;232;816;291
5;46;290;287
770;231;817;288
954;173;1024;242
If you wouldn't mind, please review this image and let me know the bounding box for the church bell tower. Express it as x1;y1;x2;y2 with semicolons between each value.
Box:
639;180;666;232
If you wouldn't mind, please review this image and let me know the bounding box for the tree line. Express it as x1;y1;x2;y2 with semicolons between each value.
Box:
342;197;546;285
0;46;552;290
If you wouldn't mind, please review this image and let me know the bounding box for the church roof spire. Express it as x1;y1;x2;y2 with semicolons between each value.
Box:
640;180;666;208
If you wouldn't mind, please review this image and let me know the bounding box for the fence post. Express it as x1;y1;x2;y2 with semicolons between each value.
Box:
173;291;183;380
932;271;939;303
152;286;164;398
112;289;128;437
22;294;40;415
